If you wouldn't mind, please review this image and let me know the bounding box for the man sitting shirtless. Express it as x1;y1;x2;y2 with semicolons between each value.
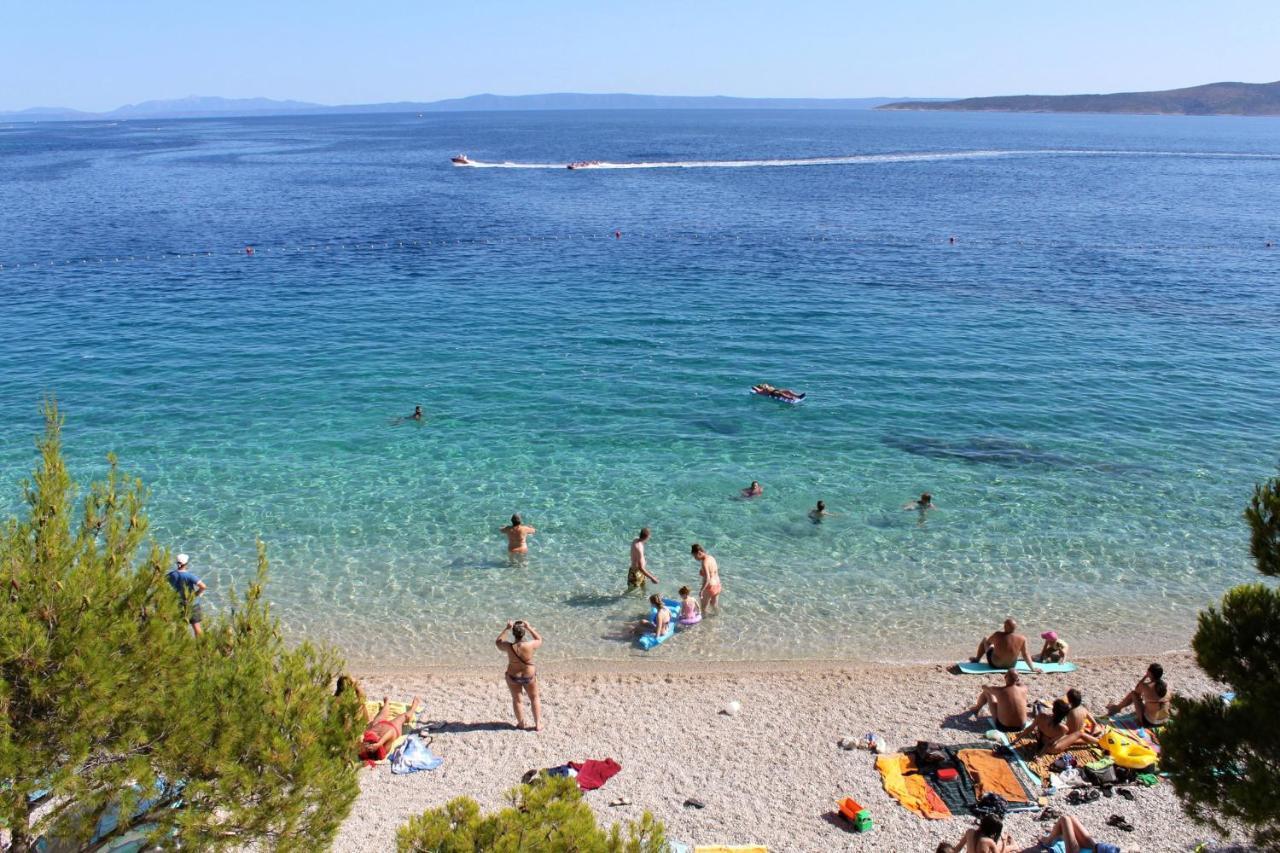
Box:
966;669;1029;732
971;618;1039;673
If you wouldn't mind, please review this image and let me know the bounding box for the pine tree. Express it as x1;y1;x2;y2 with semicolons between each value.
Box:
1161;474;1280;846
395;775;667;853
0;403;360;851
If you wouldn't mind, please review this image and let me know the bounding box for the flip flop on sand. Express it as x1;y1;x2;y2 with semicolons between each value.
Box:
1117;787;1136;801
1107;814;1135;832
683;798;706;809
608;797;631;807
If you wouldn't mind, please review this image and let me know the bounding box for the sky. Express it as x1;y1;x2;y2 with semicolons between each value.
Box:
2;0;1278;112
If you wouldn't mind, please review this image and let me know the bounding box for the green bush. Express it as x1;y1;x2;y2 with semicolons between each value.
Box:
0;403;361;851
396;775;667;853
1162;474;1280;846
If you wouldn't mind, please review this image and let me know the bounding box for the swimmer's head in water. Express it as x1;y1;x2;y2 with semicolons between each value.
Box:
511;514;521;527
1003;618;1017;633
816;501;825;511
639;527;650;541
751;481;760;488
921;492;932;504
691;543;705;557
679;586;691;597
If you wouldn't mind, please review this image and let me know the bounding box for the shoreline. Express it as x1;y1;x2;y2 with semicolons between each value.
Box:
336;651;1234;852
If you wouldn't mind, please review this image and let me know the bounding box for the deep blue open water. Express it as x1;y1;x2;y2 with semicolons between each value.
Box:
1;110;1277;664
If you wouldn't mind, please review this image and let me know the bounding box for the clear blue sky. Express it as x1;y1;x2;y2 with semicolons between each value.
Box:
3;0;1277;111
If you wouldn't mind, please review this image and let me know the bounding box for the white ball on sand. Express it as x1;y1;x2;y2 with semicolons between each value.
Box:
724;700;742;716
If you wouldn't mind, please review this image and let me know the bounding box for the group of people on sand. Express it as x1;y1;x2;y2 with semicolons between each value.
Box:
966;619;1172;756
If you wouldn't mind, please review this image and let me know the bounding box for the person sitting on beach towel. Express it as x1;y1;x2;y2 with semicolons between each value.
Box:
936;814;1015;853
1037;814;1122;853
360;696;421;762
1034;697;1099;754
1036;630;1069;663
1105;662;1171;727
971;618;1039;672
1064;688;1103;740
966;669;1029;732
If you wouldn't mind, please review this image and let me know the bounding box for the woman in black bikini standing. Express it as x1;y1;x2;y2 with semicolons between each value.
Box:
496;619;543;731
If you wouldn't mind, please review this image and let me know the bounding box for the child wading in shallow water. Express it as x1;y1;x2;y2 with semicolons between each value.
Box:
678;585;702;626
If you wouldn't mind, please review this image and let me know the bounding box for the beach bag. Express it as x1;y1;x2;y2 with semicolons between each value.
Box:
972;792;1009;819
1084;758;1118;786
914;741;947;766
389;737;443;775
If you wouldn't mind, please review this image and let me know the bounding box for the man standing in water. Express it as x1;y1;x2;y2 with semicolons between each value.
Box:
167;553;207;637
500;514;536;554
692;543;722;615
628;528;658;589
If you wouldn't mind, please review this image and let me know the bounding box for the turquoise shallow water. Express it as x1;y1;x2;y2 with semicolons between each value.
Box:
1;111;1278;664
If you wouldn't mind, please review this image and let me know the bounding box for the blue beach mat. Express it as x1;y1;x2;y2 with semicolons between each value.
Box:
957;660;1077;675
636;598;681;650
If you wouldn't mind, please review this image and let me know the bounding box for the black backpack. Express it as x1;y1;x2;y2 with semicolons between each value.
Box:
972;792;1009;819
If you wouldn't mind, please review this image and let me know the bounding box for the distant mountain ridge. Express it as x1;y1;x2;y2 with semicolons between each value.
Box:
879;80;1280;116
0;93;934;123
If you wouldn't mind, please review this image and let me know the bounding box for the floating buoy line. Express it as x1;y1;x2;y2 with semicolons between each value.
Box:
0;231;1274;275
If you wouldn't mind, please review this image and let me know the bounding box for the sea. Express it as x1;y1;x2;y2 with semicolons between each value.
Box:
1;109;1277;666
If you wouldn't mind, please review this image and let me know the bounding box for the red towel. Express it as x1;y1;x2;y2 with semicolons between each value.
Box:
568;758;621;790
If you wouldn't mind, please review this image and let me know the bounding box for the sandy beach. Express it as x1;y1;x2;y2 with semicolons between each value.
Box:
333;651;1237;852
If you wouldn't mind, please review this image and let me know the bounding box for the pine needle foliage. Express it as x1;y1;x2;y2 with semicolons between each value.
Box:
1162;474;1280;846
0;402;360;851
396;775;667;853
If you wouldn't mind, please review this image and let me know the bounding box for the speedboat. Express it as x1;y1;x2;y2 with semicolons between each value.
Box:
451;154;471;165
566;160;602;170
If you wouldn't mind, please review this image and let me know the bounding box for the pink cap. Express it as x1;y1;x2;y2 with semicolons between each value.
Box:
1041;630;1058;641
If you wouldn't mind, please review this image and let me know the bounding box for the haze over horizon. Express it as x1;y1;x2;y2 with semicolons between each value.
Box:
3;0;1277;113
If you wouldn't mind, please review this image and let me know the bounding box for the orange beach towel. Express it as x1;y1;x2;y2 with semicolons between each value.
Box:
957;749;1029;803
875;753;951;819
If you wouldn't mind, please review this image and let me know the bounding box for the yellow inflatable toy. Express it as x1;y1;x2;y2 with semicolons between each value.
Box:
1097;726;1158;770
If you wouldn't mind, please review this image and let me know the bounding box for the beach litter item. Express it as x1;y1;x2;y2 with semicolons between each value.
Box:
683;797;706;809
723;700;742;716
837;796;873;832
838;736;858;750
389;737;443;774
957;660;1077;675
608;796;631;807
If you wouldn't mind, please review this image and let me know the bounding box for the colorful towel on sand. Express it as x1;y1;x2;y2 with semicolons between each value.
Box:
957;749;1031;804
1009;730;1102;781
875;753;951;819
569;758;621;791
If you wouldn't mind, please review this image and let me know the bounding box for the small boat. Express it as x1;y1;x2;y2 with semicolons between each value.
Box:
451;154;471;165
566;160;602;170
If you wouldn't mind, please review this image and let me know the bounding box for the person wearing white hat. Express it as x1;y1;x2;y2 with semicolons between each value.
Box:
167;553;207;636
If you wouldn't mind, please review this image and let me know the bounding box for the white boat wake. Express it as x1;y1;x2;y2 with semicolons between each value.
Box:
455;149;1280;170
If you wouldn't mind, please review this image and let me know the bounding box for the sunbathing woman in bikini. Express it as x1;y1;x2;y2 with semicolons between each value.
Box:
360;695;422;762
497;619;544;731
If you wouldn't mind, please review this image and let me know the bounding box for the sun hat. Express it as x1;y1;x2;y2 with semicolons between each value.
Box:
176;553;190;566
1041;630;1058;641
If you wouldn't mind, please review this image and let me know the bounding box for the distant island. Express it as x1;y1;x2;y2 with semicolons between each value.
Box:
0;93;939;123
879;80;1280;116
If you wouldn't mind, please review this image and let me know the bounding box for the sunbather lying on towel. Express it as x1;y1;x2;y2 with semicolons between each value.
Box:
360;696;422;762
1037;814;1121;853
966;669;1029;732
936;814;1015;852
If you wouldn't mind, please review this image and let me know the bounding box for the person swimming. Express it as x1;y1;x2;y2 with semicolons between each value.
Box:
741;481;763;498
677;585;702;626
500;514;537;554
903;492;935;511
809;500;830;522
